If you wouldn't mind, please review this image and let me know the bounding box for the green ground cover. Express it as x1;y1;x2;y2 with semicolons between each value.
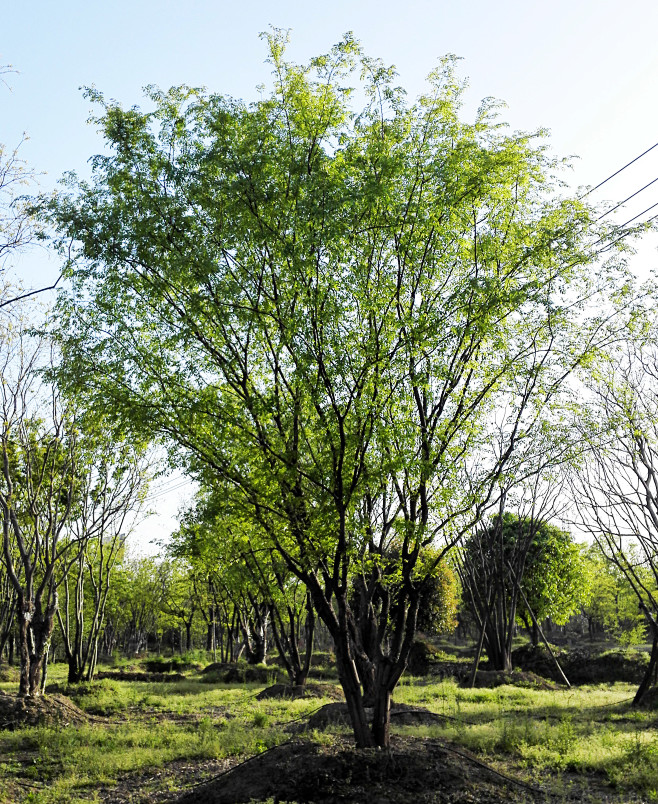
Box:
0;657;656;803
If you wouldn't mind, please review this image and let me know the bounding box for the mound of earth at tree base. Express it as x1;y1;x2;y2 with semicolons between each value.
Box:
144;659;201;673
0;663;20;683
512;645;648;684
200;663;284;684
303;702;450;731
0;691;89;730
257;682;344;701
174;737;545;803
96;670;187;683
469;670;561;691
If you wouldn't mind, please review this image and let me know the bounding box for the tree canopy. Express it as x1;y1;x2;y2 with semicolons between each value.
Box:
46;32;623;745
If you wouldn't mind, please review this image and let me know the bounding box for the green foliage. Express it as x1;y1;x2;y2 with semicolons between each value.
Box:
582;543;649;640
414;552;460;635
467;513;589;628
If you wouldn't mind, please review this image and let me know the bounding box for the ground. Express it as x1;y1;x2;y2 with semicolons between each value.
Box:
0;649;657;803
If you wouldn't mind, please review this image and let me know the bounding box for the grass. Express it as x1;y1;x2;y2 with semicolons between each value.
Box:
1;658;657;802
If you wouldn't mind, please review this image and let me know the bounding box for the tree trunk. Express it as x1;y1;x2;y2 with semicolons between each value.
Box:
17;603;32;696
334;639;374;748
371;684;391;748
633;632;658;706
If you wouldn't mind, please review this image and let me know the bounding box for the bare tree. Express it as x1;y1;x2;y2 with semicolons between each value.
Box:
56;441;149;682
0;332;78;696
0;63;60;311
571;321;658;704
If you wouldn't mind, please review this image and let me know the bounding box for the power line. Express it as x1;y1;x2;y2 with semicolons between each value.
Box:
619;200;658;228
145;479;194;502
596;176;658;220
581;141;658;199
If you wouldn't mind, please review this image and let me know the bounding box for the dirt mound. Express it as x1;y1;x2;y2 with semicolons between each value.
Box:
256;682;343;701
96;670;186;683
306;702;447;731
144;659;200;673
0;691;89;730
407;640;470;683
512;645;648;684
470;670;560;691
174;736;543;803
0;663;20;683
199;663;283;684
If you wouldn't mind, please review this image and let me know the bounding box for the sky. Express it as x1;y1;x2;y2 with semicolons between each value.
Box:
2;0;658;552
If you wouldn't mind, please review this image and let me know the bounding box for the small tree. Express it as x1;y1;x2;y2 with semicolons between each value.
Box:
460;512;586;671
571;311;658;704
56;437;149;682
0;334;77;696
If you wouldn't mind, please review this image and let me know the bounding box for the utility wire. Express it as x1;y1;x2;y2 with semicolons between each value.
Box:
145;479;194;502
620;200;658;228
597;176;658;220
581;141;658;199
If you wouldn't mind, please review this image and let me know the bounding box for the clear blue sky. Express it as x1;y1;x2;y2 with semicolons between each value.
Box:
4;0;658;287
3;0;657;550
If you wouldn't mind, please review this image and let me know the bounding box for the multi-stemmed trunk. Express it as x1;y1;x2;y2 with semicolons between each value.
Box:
301;571;420;748
240;600;269;665
17;589;58;697
269;591;315;686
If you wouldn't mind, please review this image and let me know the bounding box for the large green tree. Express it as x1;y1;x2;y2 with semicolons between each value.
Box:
48;33;621;745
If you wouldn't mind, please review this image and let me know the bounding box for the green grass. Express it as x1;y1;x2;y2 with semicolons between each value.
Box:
1;659;658;802
0;660;339;804
394;675;658;797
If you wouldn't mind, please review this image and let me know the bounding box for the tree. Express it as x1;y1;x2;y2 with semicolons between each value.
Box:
413;550;459;637
582;542;648;641
0;333;77;696
0;64;59;310
174;486;316;681
460;511;587;672
56;436;149;682
571;310;658;704
48;33;623;745
108;556;164;655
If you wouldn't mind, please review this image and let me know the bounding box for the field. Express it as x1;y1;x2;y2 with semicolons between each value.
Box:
1;653;657;803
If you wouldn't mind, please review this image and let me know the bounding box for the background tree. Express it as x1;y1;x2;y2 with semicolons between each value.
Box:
48;34;624;745
571;309;658;703
56;435;149;682
582;542;649;642
0;332;78;696
0;64;59;311
108;556;164;656
460;499;587;674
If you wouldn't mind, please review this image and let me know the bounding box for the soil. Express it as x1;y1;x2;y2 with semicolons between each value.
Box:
0;690;89;730
96;671;187;683
144;660;200;673
511;644;649;685
173;736;546;803
200;663;283;684
469;670;561;691
256;682;344;701
305;702;449;731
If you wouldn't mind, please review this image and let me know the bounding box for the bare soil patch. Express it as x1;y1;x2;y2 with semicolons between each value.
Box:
199;663;283;684
173;737;546;803
96;670;187;683
0;690;89;730
256;682;344;701
512;644;649;684
470;670;561;691
305;702;449;731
